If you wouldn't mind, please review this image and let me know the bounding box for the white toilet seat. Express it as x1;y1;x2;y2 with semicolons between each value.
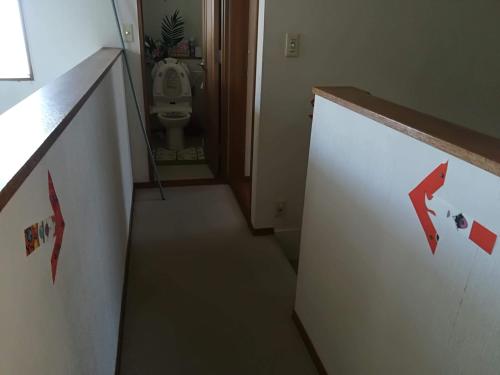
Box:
158;111;190;121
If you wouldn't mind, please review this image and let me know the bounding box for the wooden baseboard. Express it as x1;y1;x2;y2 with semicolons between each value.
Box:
231;186;273;236
292;310;328;375
251;226;274;236
114;187;136;375
229;182;251;220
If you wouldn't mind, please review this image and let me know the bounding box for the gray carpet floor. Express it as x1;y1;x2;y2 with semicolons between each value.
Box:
118;186;317;375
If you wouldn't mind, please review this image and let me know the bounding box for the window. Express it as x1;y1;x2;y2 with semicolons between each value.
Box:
0;0;32;80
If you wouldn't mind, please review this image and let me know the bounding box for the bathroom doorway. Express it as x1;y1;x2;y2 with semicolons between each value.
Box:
139;0;215;181
137;0;256;221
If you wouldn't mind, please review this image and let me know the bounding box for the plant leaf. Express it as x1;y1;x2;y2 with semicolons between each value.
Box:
161;9;185;50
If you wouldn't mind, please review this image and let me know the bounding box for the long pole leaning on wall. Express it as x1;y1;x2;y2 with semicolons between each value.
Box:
110;0;166;200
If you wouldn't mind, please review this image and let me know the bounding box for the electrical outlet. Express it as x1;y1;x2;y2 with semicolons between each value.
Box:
275;201;287;217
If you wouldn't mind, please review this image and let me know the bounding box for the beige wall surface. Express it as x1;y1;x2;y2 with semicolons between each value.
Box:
251;0;500;233
0;0;119;114
0;0;151;183
0;60;133;375
116;0;151;182
296;96;500;374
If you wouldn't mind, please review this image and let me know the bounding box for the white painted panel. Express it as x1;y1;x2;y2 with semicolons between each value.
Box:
0;61;133;375
295;96;500;374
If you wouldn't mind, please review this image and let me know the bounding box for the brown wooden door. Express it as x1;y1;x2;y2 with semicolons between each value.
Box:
202;0;221;175
221;0;251;217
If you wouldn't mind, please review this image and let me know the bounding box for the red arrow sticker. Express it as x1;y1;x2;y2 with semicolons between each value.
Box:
48;172;65;283
469;221;497;255
409;162;448;254
23;171;65;284
410;163;498;256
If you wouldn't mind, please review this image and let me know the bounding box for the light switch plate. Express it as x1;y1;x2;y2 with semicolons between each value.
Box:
285;33;300;57
123;24;134;43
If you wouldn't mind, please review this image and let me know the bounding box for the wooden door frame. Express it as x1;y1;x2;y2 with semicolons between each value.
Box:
202;0;223;177
220;0;253;220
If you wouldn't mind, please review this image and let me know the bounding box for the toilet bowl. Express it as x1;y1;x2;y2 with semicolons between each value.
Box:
158;111;191;151
151;58;193;151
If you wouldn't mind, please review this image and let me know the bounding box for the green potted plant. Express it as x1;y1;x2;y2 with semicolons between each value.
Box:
161;10;185;57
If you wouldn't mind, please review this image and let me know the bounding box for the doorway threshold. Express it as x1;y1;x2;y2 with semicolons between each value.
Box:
158;164;214;181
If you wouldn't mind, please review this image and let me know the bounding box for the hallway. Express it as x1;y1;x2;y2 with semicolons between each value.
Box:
118;186;317;375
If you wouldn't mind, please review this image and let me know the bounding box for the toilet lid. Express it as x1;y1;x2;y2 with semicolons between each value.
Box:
162;68;182;98
153;59;192;99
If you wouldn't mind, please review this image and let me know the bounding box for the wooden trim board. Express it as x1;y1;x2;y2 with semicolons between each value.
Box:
0;48;123;213
251;226;274;236
313;87;500;178
292;310;329;375
114;187;136;375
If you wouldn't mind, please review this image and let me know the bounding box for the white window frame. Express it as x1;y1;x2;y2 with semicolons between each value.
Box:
0;0;33;81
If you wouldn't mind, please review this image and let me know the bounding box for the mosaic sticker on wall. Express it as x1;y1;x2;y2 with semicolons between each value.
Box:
24;171;65;283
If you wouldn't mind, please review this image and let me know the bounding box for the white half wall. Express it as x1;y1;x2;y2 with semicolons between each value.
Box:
251;0;500;232
0;58;133;375
295;96;500;374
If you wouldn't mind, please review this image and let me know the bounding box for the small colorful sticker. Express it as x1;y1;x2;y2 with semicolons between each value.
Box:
24;223;40;256
39;221;45;244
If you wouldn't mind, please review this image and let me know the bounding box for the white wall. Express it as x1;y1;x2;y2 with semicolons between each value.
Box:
296;96;500;374
0;0;151;183
251;0;500;233
0;59;133;374
0;0;119;114
143;0;202;49
116;0;151;182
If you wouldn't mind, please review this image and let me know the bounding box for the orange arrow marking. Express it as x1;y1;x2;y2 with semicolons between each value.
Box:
410;162;497;255
409;162;448;253
469;221;497;255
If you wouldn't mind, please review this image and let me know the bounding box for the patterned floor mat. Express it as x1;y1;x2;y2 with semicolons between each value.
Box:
155;147;206;165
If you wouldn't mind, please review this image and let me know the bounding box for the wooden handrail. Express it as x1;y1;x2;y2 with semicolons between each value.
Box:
0;48;123;212
313;87;500;178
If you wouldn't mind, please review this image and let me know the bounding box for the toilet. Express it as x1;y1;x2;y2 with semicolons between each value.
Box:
151;58;192;151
